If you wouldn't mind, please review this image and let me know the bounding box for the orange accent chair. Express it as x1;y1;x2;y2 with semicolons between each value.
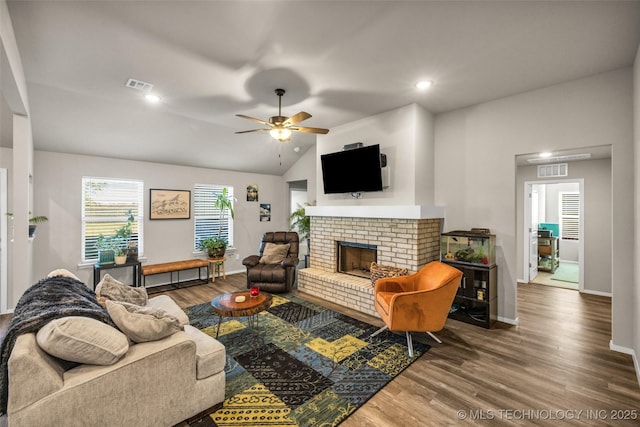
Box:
371;261;463;357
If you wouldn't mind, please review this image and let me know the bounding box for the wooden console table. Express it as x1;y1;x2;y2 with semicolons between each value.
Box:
93;261;142;290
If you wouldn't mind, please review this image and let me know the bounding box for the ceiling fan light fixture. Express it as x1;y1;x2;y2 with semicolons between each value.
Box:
270;127;292;141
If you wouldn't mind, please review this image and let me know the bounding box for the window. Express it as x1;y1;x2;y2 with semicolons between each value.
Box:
560;192;580;240
193;184;234;250
82;177;144;262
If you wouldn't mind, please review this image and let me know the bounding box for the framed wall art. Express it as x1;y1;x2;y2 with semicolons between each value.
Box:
246;184;259;202
149;189;191;220
260;203;271;222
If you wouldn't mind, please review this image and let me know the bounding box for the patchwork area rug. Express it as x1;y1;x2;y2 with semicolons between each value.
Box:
184;294;429;426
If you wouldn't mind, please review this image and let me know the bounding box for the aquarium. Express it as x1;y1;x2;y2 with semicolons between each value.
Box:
441;230;496;266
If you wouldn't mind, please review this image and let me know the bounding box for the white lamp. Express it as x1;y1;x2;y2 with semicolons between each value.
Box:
270;127;292;141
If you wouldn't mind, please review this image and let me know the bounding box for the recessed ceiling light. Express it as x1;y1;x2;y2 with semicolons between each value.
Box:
539;151;552;158
415;80;433;90
145;94;161;103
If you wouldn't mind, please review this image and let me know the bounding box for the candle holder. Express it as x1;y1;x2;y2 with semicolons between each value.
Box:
250;286;260;298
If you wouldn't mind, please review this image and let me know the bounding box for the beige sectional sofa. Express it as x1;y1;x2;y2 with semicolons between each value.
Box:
6;280;226;427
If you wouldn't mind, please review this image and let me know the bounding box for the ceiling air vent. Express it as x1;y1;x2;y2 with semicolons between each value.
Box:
538;163;568;178
527;153;591;164
125;78;153;92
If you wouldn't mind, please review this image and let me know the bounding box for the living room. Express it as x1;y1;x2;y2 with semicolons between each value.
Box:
1;1;640;425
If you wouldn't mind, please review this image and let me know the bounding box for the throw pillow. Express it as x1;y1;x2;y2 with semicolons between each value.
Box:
96;273;148;306
106;300;183;343
259;243;291;264
47;268;81;282
36;316;129;365
370;262;409;287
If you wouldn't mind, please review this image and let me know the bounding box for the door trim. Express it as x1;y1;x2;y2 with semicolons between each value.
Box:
523;178;584;291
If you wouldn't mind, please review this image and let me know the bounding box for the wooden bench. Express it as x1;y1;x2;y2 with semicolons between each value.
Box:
142;259;210;289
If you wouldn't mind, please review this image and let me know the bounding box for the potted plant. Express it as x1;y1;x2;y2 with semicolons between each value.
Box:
198;237;227;258
289;201;314;255
6;212;48;238
95;209;135;265
114;209;137;262
96;235;115;265
200;188;235;258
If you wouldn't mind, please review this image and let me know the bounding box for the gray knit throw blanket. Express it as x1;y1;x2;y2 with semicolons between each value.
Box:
0;275;114;415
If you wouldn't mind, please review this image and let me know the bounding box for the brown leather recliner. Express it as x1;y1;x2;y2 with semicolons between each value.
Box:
371;261;463;357
242;231;299;293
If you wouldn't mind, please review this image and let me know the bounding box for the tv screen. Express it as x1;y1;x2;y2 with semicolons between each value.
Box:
321;144;383;194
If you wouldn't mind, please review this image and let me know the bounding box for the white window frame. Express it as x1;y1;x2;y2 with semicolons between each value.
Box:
193;184;234;251
82;177;144;262
559;191;580;240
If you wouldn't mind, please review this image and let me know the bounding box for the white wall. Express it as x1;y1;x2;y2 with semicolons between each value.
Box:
30;151;287;298
517;160;611;292
283;144;317;203
315;103;435;207
435;68;633;344
0;1;34;309
632;44;640;379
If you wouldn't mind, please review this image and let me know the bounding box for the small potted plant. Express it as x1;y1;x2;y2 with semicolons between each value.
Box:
198;237;228;258
199;188;235;258
6;212;48;238
114;209;136;263
96;235;115;265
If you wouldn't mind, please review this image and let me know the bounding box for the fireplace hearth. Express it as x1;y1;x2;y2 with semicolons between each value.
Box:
338;241;377;278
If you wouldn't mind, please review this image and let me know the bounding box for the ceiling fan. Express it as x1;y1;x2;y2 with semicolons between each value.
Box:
235;89;329;142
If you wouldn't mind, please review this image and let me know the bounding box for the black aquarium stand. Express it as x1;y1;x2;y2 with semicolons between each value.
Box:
444;260;497;329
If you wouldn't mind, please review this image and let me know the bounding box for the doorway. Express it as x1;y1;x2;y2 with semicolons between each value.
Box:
523;179;583;290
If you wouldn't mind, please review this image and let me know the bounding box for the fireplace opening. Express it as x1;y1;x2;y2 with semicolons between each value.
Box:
337;241;377;278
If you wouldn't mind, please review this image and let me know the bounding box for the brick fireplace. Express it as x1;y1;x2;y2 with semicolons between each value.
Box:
298;206;443;316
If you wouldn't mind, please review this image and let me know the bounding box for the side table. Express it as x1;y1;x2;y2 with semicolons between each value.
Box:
208;257;226;282
93;261;142;290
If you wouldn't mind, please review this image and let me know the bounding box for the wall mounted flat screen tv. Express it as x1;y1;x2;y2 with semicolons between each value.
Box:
321;144;383;194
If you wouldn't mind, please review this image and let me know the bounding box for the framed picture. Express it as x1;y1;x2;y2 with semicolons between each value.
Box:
149;189;191;220
260;203;271;222
246;184;259;202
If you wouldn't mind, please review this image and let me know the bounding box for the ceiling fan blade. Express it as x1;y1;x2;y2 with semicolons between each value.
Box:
236;114;272;127
291;126;330;135
235;128;270;134
283;111;312;126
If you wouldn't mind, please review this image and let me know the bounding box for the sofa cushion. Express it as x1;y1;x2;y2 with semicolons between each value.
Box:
259;243;290;264
182;325;226;380
106;300;183;343
46;268;81;281
36;316;129;365
96;273;148;306
147;295;190;326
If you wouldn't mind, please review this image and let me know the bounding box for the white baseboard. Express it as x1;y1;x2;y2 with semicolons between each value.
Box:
498;316;518;326
609;341;639;387
580;289;612;297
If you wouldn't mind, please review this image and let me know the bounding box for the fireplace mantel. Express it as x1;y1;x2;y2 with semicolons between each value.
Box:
306;205;444;219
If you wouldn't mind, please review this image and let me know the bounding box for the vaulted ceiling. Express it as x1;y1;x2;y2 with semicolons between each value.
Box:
5;1;640;174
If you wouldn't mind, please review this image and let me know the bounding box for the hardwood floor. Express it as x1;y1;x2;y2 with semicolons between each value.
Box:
1;275;638;426
157;275;640;426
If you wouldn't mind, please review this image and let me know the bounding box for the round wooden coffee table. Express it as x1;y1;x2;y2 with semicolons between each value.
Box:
210;291;273;338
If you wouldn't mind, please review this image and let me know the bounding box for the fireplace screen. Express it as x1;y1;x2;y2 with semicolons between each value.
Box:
338;241;377;278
